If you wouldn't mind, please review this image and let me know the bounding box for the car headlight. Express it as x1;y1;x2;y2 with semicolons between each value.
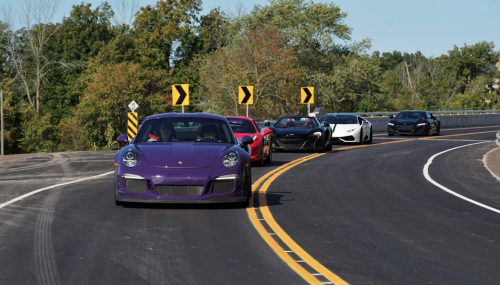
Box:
122;150;139;167
312;132;321;137
388;122;394;126
417;123;426;126
346;128;356;133
222;150;240;168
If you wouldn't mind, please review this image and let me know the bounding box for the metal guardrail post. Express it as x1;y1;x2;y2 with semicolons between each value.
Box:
1;89;3;156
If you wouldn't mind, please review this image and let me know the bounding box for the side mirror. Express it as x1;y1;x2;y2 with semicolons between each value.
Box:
362;121;368;125
263;128;273;136
323;122;330;127
264;122;270;126
241;135;254;145
116;134;128;145
389;115;394;119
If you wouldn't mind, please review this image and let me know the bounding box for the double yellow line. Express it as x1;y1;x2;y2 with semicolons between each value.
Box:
246;130;498;284
246;140;412;284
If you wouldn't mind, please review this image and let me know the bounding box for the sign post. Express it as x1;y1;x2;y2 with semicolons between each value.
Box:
301;87;314;114
238;86;253;117
127;101;139;142
1;90;3;156
172;84;189;113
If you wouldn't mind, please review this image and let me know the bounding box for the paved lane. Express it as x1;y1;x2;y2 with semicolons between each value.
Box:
0;150;312;284
1;126;499;284
265;128;500;284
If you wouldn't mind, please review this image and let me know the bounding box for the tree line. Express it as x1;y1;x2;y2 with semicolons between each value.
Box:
0;0;499;154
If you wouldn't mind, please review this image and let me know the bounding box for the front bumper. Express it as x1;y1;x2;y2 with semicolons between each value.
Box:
387;124;426;135
272;136;325;150
115;166;248;204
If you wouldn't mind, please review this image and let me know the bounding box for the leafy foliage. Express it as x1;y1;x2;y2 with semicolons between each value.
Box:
0;1;499;154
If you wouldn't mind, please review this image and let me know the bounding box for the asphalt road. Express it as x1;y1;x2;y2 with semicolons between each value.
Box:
0;126;499;284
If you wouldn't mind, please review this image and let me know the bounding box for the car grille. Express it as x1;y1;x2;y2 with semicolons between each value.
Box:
340;136;355;142
155;185;204;196
212;181;234;193
126;180;147;193
396;125;414;132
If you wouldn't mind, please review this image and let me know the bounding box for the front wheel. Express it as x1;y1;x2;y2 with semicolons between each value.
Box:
326;135;332;151
264;145;272;164
433;124;441;136
388;133;394;136
425;124;431;136
367;127;373;144
358;131;364;145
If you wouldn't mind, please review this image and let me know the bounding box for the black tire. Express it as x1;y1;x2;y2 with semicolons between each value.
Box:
326;135;333;151
240;167;251;208
426;124;431;136
433;124;441;136
358;131;364;145
367;127;373;144
114;171;125;206
388;133;394;136
264;144;272;164
256;146;265;167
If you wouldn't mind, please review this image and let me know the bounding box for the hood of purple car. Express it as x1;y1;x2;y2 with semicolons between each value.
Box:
136;143;232;168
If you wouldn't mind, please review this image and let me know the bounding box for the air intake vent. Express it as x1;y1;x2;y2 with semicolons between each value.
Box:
126;180;147;193
212;181;234;193
156;185;204;196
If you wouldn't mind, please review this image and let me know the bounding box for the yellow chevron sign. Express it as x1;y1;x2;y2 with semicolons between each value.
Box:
127;112;138;141
301;87;314;104
172;84;189;106
238;86;254;104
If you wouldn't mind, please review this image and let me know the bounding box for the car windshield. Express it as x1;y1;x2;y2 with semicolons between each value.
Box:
274;117;317;128
322;115;358;124
135;117;234;144
396;112;426;120
230;119;256;133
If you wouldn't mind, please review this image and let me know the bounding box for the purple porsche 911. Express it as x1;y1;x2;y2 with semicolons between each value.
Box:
114;113;254;207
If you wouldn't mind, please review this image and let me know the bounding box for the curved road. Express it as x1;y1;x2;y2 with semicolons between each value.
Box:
0;126;499;284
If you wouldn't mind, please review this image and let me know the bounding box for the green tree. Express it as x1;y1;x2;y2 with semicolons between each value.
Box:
75;62;172;146
133;0;202;70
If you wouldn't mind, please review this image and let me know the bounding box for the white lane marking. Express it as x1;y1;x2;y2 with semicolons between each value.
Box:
269;233;276;235
296;260;305;263
312;273;322;276
423;142;500;214
285;250;294;253
482;148;500;183
0;171;114;210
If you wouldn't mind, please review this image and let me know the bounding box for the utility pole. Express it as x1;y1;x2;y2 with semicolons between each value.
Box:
1;90;4;156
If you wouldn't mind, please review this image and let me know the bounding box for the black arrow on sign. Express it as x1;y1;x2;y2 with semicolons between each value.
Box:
303;88;313;103
241;86;252;104
174;85;187;105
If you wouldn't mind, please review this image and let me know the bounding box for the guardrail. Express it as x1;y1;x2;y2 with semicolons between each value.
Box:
257;110;500;132
334;110;500;117
497;132;500;147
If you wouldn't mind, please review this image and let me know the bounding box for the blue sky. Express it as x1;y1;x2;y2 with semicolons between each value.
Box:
3;0;499;58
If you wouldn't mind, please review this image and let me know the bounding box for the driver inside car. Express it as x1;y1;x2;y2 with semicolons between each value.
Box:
196;124;221;142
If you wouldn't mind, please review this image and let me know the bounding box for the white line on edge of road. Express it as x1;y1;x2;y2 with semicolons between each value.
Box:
423;142;500;214
0;171;114;210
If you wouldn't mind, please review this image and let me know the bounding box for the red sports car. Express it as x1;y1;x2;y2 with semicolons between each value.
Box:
226;116;272;166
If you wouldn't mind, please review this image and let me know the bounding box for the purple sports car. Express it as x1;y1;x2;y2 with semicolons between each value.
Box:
114;113;254;207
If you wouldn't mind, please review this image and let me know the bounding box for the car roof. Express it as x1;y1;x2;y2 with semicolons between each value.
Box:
400;110;427;113
226;116;252;120
144;112;226;121
324;113;358;116
280;115;316;119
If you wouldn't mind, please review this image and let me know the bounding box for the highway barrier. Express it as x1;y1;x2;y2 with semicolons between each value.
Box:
257;111;500;132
